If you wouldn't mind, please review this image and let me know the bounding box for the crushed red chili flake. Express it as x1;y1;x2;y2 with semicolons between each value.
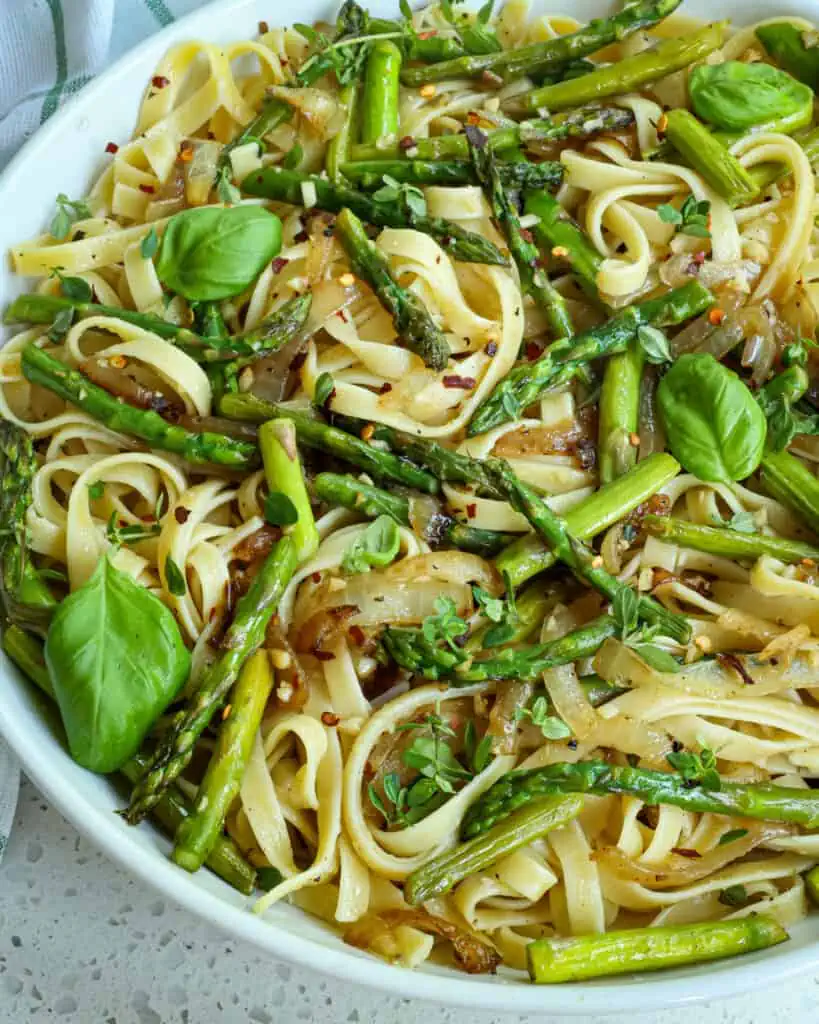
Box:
693;251;706;264
321;711;340;726
105;141;119;154
378;382;393;395
485;341;498;357
481;69;503;86
294;230;309;243
467;111;481;126
398;135;417;151
311;571;322;584
348;625;366;646
314;650;336;662
519;228;534;244
417;29;438;39
174;507;190;525
139;184;156;194
360;423;375;441
152;75;170;89
258;20;269;33
271;257;289;275
717;652;755;686
466;503;477;519
336;309;349;323
526;342;541;362
178;142;194;163
443;375;476;389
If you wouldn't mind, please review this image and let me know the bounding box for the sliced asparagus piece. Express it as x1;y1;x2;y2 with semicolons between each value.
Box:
360;40;402;145
259;418;319;561
759;449;819;535
524;190;603;301
124;536;297;824
527;917;788;983
598;343;644;485
334;207;451;371
341;157;563;191
642;514;819;564
326;80;360;182
463;759;819;837
468;280;713;436
405;794;583;904
240;166;508;266
21;345;258;470
400;0;683;84
664;109;760;207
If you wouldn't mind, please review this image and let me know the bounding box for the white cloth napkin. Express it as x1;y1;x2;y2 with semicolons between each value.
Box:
0;0;206;863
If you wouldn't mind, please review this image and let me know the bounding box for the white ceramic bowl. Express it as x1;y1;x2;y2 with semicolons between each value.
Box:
2;0;818;1011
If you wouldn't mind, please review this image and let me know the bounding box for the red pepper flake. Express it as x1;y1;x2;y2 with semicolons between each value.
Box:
360;423;375;441
152;75;170;89
693;251;706;265
336;309;349;323
526;342;541;362
321;711;340;726
398;135;417;151
467;111;481;126
466;502;477;519
485;341;498;357
348;625;366;646
105;141;119;154
520;228;534;244
294;230;309;243
139;184;156;194
378;382;393;395
314;650;336;662
258;20;269;33
178;141;194;163
271;257;289;275
311;571;322;584
174;507;190;524
442;375;476;389
417;30;438;39
481;69;503;87
671;848;702;859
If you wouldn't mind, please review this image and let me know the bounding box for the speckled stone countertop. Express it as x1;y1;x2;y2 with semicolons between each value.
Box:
1;778;818;1023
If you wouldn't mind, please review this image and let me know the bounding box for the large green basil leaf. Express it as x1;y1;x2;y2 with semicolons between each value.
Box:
657;353;766;485
155;206;282;301
756;22;819;89
44;557;190;773
690;61;813;132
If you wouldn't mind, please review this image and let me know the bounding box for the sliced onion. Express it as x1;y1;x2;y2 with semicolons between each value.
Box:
587;715;671;767
385;551;501;593
670;289;746;358
176;414;258;441
543;663;597;740
269;86;345;140
487;678;534;754
305;213;337;286
638;365;665;457
184;140;221;206
81;357;184;416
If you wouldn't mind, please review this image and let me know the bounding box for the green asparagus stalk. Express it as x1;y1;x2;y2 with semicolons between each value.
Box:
0;424;55;633
806;865;819;904
383;613;618;681
1;625;257;894
759;449;819;534
21;345;258;470
642;514;819;564
664;109;760;207
125;535;297;824
334;206;450;371
756;22;819;89
527;917;788;983
497;453;680;588
468;280;713;436
466;582;560;652
524;190;602;301
513;23;725;115
240;166;508;266
218;393;439;494
361;40;402;145
483;459;690;642
312;472;511;556
369;13;501;62
259;418;319;561
466;126;572;340
462;759;819;838
349;106;635;162
326;80;360;182
341;157;564;191
405;794;583;904
194;303;234;404
400;0;682;84
172;650;273;873
598;343;644;485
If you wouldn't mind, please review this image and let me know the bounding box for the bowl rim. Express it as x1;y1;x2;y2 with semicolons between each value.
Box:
2;0;819;1012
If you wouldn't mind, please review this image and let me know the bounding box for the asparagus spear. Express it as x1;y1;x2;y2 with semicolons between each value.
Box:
400;0;683;84
259;418;319;561
195;303;235;405
349;107;636;162
312;472;511;556
468;280;713;436
527;918;788;983
466;126;572;340
759;449;819;535
383;613;618;681
483;459;690;642
642;514;819;564
361;40;402;146
125;535;297;824
466;581;559;652
369;13;501;62
513;23;725;114
21;345;258;470
462;759;819;838
756;22;819;89
218;393;439;494
173;650;273;873
497;453;680;588
1;625;257;894
334;207;450;371
341;157;564;191
240;166;508;266
0;424;55;634
806;865;819;905
524;190;602;301
326;80;360;182
405;794;584;904
664;110;759;207
598;343;644;485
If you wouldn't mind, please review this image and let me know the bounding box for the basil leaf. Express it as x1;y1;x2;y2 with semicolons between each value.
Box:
314;372;336;408
164;555;187;596
756;22;819;90
690;60;813;132
140;227;159;260
630;643;681;673
155;206;282;301
637;324;672;365
657;353;767;485
264;491;299;526
341;515;401;574
44;557;190;772
87;480;105;500
58;273;92;303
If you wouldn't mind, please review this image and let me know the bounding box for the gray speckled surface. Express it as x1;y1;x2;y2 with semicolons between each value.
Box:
1;779;818;1023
